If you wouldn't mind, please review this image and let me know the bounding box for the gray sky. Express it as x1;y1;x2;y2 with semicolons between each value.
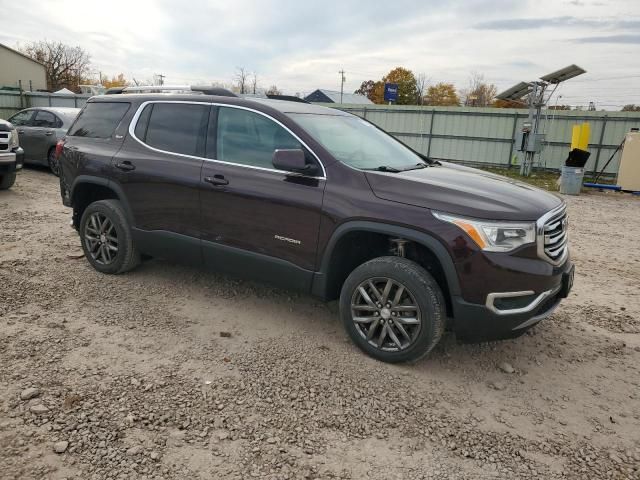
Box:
1;0;639;108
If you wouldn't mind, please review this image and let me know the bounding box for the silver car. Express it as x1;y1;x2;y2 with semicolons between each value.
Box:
7;107;80;176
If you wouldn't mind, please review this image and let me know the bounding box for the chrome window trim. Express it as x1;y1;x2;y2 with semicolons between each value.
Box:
128;100;327;180
536;203;568;266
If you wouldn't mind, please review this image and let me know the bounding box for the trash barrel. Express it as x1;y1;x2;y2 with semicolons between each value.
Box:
559;166;585;195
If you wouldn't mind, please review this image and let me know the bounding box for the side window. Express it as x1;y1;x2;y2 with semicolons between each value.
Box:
133;104;152;141
33;110;59;128
68;102;130;138
8;110;34;127
216;107;301;168
144;103;209;157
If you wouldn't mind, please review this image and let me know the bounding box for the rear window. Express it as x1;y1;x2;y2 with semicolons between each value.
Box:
68;102;130;138
142;103;209;157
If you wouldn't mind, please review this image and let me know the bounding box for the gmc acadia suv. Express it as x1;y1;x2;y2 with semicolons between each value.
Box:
58;93;574;363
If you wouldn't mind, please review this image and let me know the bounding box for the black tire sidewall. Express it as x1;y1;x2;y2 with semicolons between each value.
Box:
79;201;131;274
48;148;59;176
339;256;445;363
0;172;16;190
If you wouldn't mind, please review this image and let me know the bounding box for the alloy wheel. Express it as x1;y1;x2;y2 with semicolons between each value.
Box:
84;213;119;265
350;277;422;352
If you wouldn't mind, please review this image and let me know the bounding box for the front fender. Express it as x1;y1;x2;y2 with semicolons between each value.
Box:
311;220;461;299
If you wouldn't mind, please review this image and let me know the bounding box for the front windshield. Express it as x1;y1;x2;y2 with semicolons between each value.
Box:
290;113;425;170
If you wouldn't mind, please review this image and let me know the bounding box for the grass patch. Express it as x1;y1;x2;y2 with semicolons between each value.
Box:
479;166;617;192
480;167;560;191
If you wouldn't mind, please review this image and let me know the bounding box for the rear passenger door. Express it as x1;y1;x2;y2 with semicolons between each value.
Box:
111;101;209;263
31;110;60;160
199;105;325;290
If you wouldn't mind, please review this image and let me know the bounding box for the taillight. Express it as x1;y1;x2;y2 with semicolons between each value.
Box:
55;139;65;159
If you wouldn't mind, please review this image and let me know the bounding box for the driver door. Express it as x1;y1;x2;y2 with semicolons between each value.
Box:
199;106;325;290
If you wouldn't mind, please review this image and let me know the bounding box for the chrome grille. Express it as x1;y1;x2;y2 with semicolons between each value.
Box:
0;132;8;151
537;205;568;264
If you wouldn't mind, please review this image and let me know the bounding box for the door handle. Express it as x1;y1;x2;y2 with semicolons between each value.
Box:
18;130;25;134
45;131;54;136
204;175;229;186
115;161;136;171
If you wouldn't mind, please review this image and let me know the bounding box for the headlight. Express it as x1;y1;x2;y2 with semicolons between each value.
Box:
9;128;19;149
433;211;536;252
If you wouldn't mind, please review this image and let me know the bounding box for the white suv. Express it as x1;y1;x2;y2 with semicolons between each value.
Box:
0;118;24;190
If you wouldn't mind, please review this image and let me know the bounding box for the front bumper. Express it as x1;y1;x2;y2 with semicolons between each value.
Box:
451;259;573;342
0;147;24;173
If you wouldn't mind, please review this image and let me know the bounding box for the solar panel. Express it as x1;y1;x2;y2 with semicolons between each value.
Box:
496;82;531;101
540;65;586;84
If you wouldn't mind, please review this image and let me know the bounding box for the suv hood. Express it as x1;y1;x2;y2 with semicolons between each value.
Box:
365;162;562;221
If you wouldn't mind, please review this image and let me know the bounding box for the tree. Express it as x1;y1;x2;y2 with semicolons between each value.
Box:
461;72;497;107
415;72;430;105
493;98;526;108
354;80;376;101
622;104;640;111
423;83;460;106
18;40;91;92
266;85;282;95
548;104;572;110
368;81;385;104
234;67;249;94
251;72;258;94
102;73;129;89
379;67;419;105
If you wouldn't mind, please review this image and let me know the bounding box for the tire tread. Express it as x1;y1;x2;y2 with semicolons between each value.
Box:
80;199;140;274
339;256;446;363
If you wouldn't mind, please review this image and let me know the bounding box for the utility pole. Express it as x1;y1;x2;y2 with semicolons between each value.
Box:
339;70;346;103
156;73;165;86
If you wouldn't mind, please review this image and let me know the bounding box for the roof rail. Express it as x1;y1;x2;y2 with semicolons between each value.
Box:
103;85;308;104
266;94;310;104
105;85;237;97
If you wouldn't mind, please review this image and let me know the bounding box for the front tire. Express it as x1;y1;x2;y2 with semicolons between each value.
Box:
339;256;446;363
0;172;16;190
79;200;140;274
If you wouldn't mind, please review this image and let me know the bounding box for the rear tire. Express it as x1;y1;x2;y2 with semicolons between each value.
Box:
0;172;16;190
339;256;446;363
79;199;140;274
47;147;60;176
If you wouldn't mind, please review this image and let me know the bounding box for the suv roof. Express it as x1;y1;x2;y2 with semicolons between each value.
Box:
89;93;350;116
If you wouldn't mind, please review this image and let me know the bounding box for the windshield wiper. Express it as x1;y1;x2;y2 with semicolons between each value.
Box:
364;165;402;173
402;163;428;171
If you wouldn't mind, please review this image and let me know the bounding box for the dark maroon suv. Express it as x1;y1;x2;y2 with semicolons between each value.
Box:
58;91;574;363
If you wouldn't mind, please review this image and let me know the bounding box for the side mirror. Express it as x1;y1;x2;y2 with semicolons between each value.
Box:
272;149;317;175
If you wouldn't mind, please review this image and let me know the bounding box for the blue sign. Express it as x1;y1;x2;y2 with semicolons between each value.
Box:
384;83;399;102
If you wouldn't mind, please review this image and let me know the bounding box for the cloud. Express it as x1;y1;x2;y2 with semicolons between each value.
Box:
0;0;637;108
574;34;640;43
474;16;640;30
475;16;579;30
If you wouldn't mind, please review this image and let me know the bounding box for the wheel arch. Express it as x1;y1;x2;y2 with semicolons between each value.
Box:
312;221;461;315
70;176;134;229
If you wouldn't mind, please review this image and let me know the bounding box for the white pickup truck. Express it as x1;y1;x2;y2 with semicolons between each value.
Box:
0;118;24;189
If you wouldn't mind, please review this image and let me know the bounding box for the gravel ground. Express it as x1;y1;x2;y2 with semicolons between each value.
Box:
1;167;639;480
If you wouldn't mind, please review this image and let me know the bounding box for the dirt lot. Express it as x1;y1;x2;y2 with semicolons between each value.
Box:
1;167;639;480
